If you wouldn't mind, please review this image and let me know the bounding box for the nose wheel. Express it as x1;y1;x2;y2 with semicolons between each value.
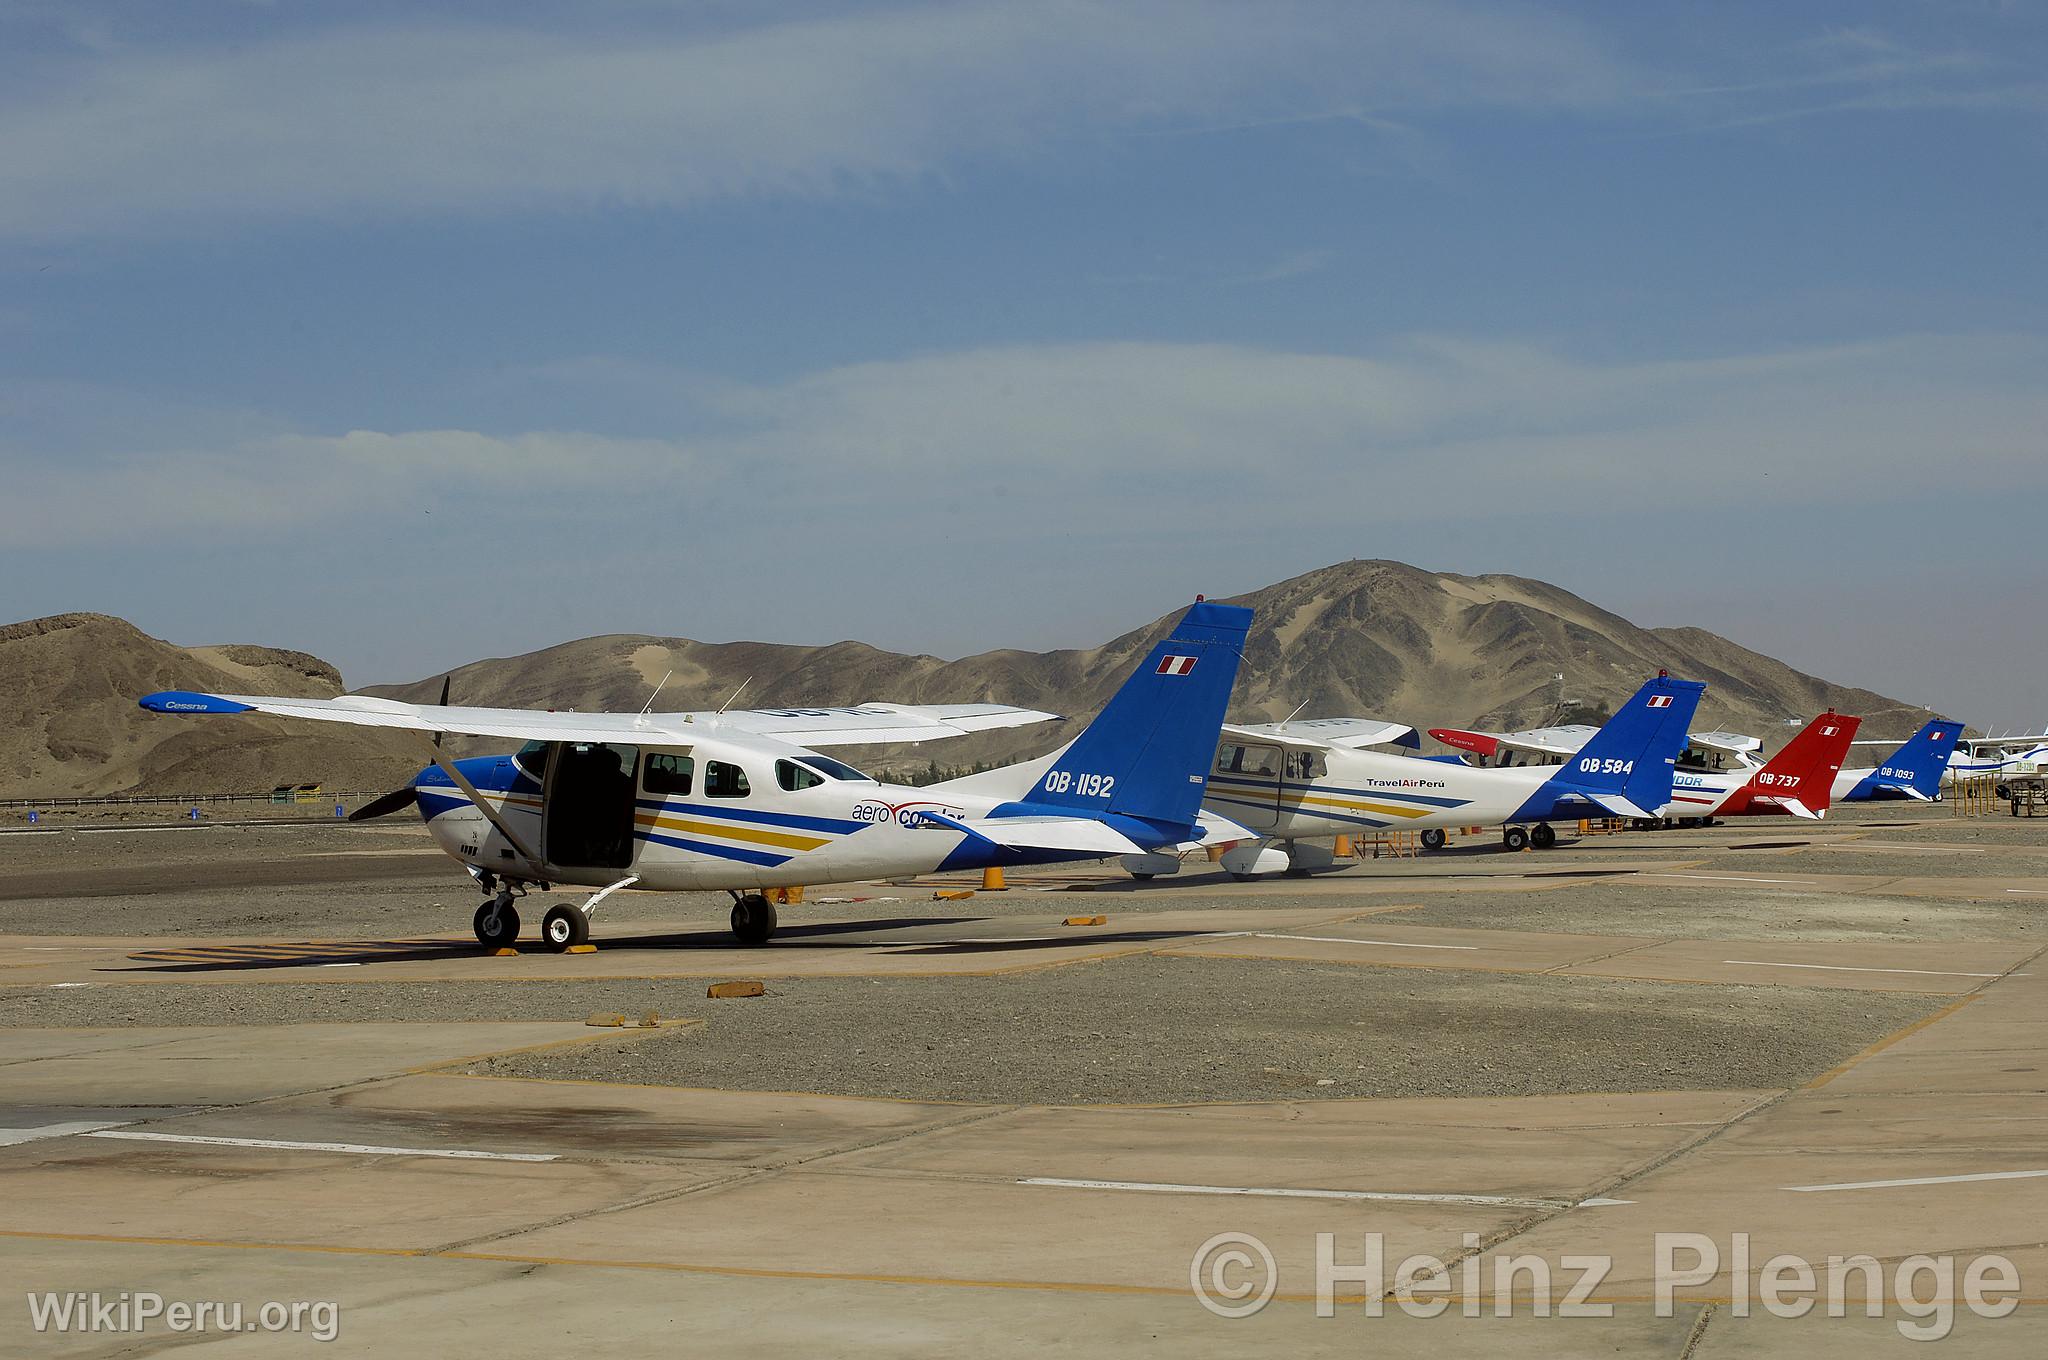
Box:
474;896;521;949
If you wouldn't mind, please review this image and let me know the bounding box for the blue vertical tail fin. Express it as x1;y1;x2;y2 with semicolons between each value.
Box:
1556;674;1706;817
1011;600;1253;834
1852;719;1964;801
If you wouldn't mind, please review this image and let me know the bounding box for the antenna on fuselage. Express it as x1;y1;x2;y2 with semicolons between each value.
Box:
639;670;673;716
716;676;752;715
1281;698;1310;725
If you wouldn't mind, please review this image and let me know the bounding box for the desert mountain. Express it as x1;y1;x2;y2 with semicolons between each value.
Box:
5;562;1933;799
0;613;420;799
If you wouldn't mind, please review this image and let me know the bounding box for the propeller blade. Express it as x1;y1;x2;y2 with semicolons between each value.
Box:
433;675;451;748
347;787;420;822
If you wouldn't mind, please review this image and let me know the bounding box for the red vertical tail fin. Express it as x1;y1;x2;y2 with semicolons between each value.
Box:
1727;712;1862;818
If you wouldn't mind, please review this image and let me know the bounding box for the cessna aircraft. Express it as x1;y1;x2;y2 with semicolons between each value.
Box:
1948;732;2048;786
1834;719;1964;802
140;601;1254;950
988;672;1704;879
1658;711;1862;821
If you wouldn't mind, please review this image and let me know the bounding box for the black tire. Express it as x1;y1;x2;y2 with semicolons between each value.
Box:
1502;825;1530;852
1419;828;1447;851
1131;872;1156;881
1530;822;1557;849
731;893;778;946
540;905;589;953
473;901;520;949
1229;872;1262;883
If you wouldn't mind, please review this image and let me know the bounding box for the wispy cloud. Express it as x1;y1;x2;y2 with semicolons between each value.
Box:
8;331;2042;548
0;1;1640;238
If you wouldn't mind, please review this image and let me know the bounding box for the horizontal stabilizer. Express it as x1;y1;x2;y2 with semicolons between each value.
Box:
914;810;1148;857
1589;795;1655;820
1776;798;1822;821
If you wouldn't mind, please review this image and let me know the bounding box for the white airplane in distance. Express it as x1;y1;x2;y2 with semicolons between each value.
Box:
140;601;1255;951
979;672;1702;878
1834;720;1965;803
1948;731;2048;786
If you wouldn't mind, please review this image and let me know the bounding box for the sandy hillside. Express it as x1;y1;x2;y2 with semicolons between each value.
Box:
5;562;1934;798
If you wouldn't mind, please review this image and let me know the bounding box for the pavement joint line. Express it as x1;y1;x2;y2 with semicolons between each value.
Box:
11;1227;2048;1308
1541;937;1665;976
1719;960;2026;980
1240;932;1481;951
1783;1168;2048;1193
81;1129;560;1162
1013;1176;1594;1210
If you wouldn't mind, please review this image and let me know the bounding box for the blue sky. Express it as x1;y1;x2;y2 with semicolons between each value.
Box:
3;1;2044;726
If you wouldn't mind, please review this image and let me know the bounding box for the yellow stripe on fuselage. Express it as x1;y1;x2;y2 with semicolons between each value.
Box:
1286;791;1435;820
634;812;831;853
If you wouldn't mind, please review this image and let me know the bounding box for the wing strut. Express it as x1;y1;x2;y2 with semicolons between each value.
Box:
413;735;545;870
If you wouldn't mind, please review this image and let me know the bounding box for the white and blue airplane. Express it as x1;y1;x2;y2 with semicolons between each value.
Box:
1835;719;1965;802
1947;731;2048;787
140;602;1255;951
953;673;1706;877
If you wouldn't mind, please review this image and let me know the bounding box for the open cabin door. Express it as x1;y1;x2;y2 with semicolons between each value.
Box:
542;742;640;871
1212;740;1283;830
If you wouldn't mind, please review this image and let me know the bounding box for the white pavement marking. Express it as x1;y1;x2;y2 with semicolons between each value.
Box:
1645;873;1813;886
0;1120;130;1147
82;1130;558;1162
1225;932;1480;951
1721;959;2022;979
1784;1169;2048;1193
2006;889;2048;895
1017;1176;1583;1210
46;982;91;989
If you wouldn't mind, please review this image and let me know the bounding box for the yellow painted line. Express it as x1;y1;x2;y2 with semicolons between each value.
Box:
635;813;829;853
1801;995;1977;1090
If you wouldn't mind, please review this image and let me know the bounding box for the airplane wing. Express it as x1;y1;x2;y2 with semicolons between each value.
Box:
1690;730;1762;755
1961;733;2048;753
1429;724;1598;759
1223;718;1419;750
138;690;1058;748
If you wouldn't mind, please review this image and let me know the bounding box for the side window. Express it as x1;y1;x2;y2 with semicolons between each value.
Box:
1300;751;1325;779
705;760;751;798
776;759;826;792
644;753;693;796
1241;746;1279;777
1214;744;1242;774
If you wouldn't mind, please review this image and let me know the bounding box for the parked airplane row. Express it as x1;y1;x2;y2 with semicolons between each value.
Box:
139;600;1984;948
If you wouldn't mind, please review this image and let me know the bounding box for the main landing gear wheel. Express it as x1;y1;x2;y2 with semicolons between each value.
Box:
1530;822;1557;849
1420;828;1447;851
540;905;590;953
731;893;778;947
473;899;520;949
1501;825;1530;852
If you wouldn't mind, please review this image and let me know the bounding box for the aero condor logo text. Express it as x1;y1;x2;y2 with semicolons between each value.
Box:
1156;655;1198;677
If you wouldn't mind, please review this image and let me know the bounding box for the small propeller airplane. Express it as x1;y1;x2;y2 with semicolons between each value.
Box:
1947;731;2048;787
956;673;1705;879
140;601;1255;950
1658;711;1862;821
1834;719;1965;803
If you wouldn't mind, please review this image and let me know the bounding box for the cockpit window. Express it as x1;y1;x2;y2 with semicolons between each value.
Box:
705;760;750;798
776;759;826;792
794;754;871;782
644;753;694;796
513;740;551;781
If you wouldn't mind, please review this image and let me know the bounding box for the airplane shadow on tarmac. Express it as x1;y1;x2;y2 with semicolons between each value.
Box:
106;914;1230;974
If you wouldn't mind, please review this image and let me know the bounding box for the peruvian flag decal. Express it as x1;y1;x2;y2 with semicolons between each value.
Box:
1647;695;1673;708
1156;654;1198;676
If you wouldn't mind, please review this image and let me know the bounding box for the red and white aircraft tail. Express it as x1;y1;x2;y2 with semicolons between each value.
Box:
1721;712;1862;819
